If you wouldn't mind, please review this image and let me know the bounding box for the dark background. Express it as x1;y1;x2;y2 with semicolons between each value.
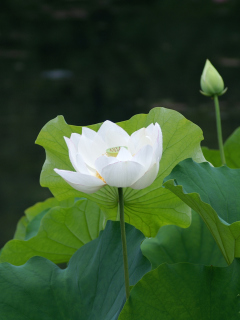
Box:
1;0;240;246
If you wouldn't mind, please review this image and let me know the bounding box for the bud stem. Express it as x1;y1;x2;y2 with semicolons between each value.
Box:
118;187;130;300
213;95;226;166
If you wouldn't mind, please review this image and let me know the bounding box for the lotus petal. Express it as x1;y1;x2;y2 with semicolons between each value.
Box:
54;169;106;193
101;161;144;187
130;162;159;189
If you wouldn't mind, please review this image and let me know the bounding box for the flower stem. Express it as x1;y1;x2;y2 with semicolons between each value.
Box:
213;95;226;166
118;187;130;300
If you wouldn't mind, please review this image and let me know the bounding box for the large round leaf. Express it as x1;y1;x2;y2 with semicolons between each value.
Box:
119;259;240;320
141;210;227;268
0;199;105;265
0;221;151;320
36;107;205;237
202;127;240;168
164;159;240;265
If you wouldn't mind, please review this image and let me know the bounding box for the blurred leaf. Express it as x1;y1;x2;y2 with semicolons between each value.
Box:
13;197;77;241
13;216;29;240
0;199;105;265
25;197;76;221
25;208;50;240
202;127;240;168
119;259;240;320
164;159;240;265
0;221;150;320
36;107;205;237
141;210;227;268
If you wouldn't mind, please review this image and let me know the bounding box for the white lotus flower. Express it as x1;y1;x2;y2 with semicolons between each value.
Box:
54;120;162;194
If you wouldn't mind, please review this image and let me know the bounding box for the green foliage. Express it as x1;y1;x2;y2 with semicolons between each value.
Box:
164;159;240;265
202;127;240;168
0;199;105;265
36;107;205;237
141;210;227;268
13;216;29;240
0;221;150;320
13;197;77;240
2;106;240;318
119;259;240;320
24;197;77;221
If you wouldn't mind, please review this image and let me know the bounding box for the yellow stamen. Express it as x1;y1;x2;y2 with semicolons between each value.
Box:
106;146;128;157
96;171;106;183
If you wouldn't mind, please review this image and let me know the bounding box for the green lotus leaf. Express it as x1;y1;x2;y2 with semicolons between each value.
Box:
24;196;77;221
0;199;105;265
202;127;240;168
13;197;77;241
13;216;29;240
164;158;240;265
0;221;150;320
119;259;240;320
141;210;227;268
36;107;205;237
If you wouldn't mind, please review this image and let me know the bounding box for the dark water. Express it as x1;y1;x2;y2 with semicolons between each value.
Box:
1;0;240;246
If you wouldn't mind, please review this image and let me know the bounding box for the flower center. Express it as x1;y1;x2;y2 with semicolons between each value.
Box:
96;171;106;183
106;146;128;157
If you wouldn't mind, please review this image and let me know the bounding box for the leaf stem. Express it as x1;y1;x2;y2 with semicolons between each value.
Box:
213;95;226;166
118;187;130;300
